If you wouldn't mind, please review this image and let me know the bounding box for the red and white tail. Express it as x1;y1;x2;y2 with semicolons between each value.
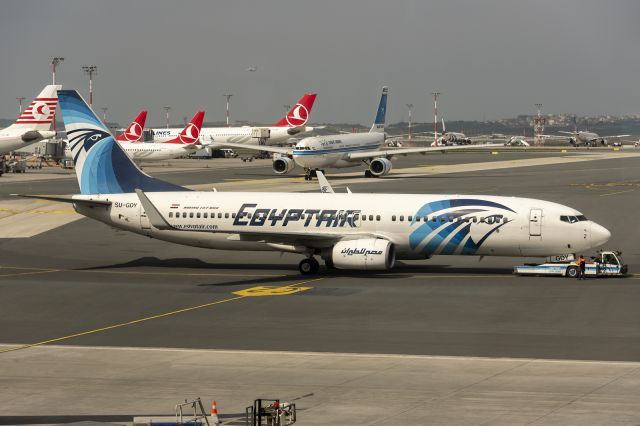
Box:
163;111;205;145
7;85;61;131
116;111;147;142
273;93;317;127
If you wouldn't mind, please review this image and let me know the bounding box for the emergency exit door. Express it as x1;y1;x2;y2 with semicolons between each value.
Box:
529;208;542;236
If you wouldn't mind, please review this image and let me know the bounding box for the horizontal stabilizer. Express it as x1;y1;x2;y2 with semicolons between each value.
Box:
12;194;111;207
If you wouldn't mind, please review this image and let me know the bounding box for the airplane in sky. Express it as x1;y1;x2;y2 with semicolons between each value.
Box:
214;87;503;180
19;89;612;275
0;85;60;155
65;110;205;162
151;94;317;146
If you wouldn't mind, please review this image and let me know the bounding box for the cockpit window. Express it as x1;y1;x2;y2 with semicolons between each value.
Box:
560;215;586;224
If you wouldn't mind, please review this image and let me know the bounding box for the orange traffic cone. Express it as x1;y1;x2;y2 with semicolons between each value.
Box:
211;400;220;425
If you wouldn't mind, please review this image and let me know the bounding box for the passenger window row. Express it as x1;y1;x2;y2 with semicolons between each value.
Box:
391;215;508;224
168;211;233;219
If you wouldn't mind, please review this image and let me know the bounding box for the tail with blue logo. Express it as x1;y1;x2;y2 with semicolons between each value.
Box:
58;90;188;195
369;86;388;133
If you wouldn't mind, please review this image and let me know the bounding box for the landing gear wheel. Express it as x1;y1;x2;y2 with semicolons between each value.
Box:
299;257;320;275
566;266;579;278
310;169;318;178
364;170;372;178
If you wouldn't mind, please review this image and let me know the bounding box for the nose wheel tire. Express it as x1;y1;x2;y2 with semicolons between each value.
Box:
299;257;320;275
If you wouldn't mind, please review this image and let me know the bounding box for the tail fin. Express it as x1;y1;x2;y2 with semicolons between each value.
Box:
369;86;388;133
273;94;317;127
6;85;61;131
116;111;147;142
58;90;188;194
163;111;205;145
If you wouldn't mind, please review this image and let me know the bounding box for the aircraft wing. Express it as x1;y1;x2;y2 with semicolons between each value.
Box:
210;141;292;155
346;143;505;161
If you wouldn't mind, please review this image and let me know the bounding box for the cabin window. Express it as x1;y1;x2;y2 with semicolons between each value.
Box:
362;215;366;222
439;217;446;223
168;212;173;218
225;213;229;219
560;215;578;224
392;215;396;221
503;217;509;223
376;215;381;221
423;215;429;222
368;215;373;221
472;217;477;223
480;217;485;223
399;215;405;222
408;216;413;221
232;213;236;218
189;212;194;218
415;217;420;222
577;215;588;221
203;212;208;218
196;212;201;218
182;212;187;218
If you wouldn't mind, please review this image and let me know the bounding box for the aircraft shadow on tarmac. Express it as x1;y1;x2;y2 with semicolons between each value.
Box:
78;256;513;284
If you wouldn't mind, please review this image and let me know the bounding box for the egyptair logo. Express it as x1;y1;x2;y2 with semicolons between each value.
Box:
178;123;200;144
31;102;52;121
123;122;143;141
285;103;309;127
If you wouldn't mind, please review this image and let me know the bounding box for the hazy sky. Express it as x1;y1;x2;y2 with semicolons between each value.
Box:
1;0;639;126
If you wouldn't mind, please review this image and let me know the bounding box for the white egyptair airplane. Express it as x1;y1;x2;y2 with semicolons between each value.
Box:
214;87;504;180
151;94;317;146
16;89;612;275
0;85;61;155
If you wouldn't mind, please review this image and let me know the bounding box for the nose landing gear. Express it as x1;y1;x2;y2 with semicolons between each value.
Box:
299;257;320;275
304;169;325;181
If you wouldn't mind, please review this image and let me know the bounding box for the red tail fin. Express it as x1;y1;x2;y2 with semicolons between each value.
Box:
116;111;147;142
163;111;205;145
273;94;317;127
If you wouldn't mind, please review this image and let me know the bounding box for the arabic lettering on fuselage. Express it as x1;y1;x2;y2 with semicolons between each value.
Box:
233;203;361;228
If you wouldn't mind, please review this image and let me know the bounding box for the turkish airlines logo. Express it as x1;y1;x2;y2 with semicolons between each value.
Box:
179;123;200;144
31;102;52;121
123;122;143;141
285;103;309;127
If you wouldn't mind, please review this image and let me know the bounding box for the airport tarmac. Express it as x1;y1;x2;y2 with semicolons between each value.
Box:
1;150;640;424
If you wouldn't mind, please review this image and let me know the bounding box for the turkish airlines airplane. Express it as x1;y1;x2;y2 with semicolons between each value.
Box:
215;87;503;179
150;94;317;146
65;110;205;162
0;85;60;155
19;89;612;275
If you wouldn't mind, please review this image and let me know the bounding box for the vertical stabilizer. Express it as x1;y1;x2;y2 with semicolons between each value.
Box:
273;94;317;127
7;85;61;131
116;111;147;142
369;86;388;133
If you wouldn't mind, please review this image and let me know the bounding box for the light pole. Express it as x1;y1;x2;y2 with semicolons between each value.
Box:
431;92;441;145
223;94;233;127
51;57;64;84
100;107;108;122
164;106;171;129
406;103;413;141
82;65;98;107
16;97;26;114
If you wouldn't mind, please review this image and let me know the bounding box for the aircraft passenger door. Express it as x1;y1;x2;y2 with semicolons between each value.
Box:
529;208;542;237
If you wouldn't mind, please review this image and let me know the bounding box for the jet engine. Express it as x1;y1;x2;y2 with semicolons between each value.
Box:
273;157;296;174
369;158;393;177
330;238;395;270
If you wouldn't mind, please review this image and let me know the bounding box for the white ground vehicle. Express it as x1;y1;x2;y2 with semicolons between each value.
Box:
514;251;627;278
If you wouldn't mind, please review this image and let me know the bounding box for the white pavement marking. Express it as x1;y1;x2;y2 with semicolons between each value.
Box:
0;199;81;238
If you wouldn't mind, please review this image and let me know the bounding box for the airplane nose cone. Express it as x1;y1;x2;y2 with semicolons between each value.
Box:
591;223;611;247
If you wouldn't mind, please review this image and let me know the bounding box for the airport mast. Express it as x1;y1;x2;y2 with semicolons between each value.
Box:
406;103;413;142
82;65;98;107
16;97;25;114
533;103;545;146
223;94;233;127
164;106;171;129
431;92;440;145
51;57;64;84
101;107;108;122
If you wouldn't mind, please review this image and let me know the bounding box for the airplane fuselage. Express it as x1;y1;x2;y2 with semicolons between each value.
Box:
73;191;610;260
151;126;308;146
291;133;385;169
65;140;198;161
0;129;56;155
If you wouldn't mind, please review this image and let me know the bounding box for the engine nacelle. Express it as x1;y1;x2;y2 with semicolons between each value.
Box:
331;238;395;270
369;157;392;177
272;157;296;175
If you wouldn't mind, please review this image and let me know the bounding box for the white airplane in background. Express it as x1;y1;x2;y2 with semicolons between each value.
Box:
66;111;205;162
20;89;611;275
214;87;503;180
557;129;630;147
151;94;317;146
431;118;472;146
0;85;60;155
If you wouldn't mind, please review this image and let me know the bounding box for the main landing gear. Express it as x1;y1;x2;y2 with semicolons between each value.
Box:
304;169;325;181
299;257;320;275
